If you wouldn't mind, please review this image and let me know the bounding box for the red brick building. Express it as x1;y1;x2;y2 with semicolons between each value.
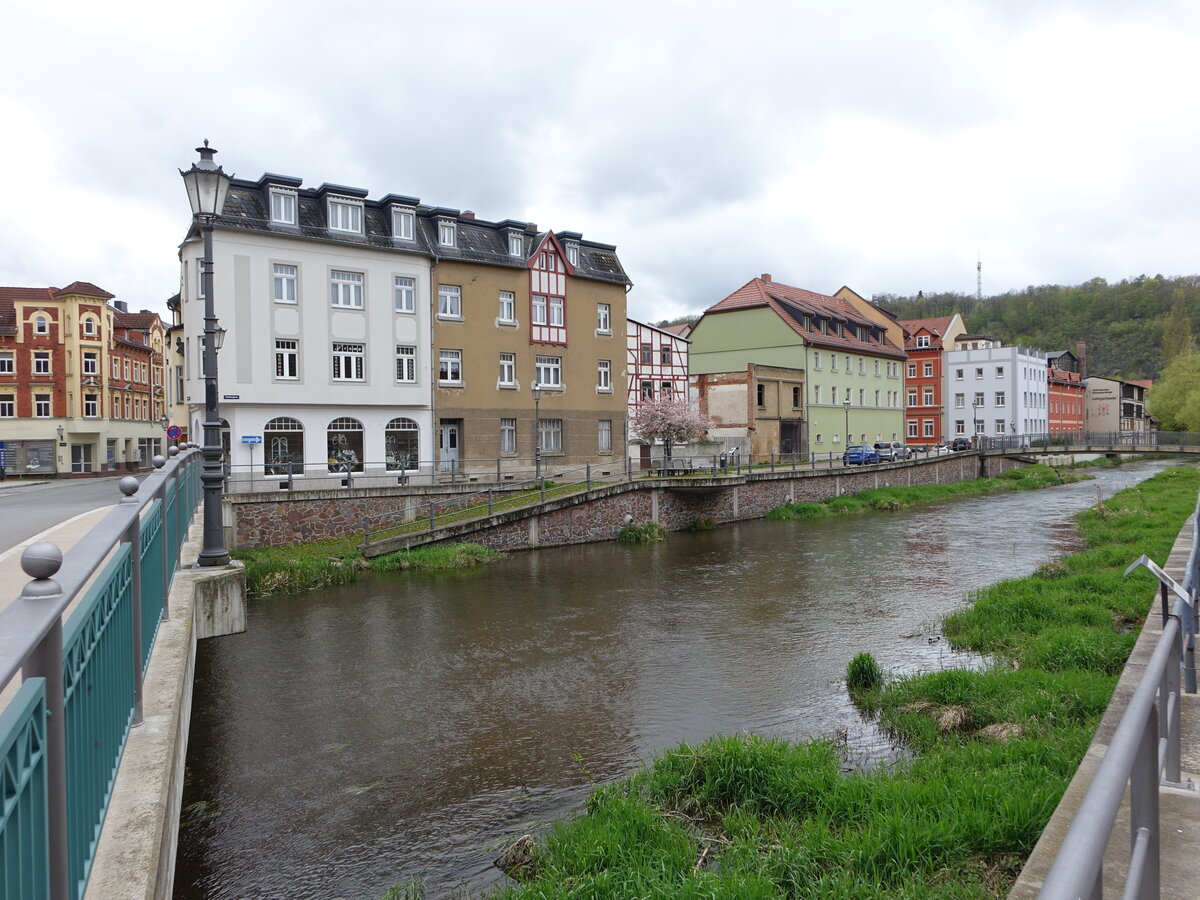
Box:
898;314;965;447
1047;350;1085;436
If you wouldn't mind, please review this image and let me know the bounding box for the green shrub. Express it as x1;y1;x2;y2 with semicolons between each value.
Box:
846;652;884;695
618;522;668;544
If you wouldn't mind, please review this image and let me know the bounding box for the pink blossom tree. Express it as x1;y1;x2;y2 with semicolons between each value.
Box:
629;397;714;461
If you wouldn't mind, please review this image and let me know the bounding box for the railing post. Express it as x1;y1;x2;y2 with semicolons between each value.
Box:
540;476;546;502
1129;705;1161;899
117;477;146;727
626;455;632;482
497;457;501;483
363;516;371;545
19;542;70;900
429;501;435;532
586;463;591;489
488;488;493;515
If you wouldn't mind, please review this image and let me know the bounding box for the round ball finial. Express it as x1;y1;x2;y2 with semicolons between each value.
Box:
168;446;180;457
153;455;166;468
21;542;63;580
119;476;140;497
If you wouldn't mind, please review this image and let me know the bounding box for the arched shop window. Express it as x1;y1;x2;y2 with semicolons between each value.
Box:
385;418;419;470
327;417;364;472
264;416;304;475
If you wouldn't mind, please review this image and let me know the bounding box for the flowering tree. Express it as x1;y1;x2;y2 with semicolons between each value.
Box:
629;397;714;461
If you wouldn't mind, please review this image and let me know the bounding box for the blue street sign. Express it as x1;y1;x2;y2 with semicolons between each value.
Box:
241;435;263;445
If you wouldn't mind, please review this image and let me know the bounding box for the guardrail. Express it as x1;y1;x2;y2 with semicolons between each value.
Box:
0;446;202;900
1037;489;1199;899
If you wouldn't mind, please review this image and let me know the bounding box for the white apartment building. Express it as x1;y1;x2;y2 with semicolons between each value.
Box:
944;336;1047;440
178;172;434;483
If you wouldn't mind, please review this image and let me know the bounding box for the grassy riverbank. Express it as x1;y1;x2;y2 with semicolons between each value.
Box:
233;538;504;596
766;463;1087;520
474;465;1199;899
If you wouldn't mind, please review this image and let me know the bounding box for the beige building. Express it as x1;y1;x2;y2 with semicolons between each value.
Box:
693;364;807;457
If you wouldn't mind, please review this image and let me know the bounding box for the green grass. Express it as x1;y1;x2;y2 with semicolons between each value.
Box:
478;465;1200;900
767;464;1088;520
618;522;669;543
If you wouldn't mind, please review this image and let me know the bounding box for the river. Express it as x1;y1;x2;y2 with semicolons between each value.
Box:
174;460;1174;899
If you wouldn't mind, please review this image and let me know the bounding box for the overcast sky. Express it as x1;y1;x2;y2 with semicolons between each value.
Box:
2;0;1198;325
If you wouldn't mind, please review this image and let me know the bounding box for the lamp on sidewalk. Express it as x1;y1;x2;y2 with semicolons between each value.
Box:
532;381;542;479
180;140;232;567
843;396;852;446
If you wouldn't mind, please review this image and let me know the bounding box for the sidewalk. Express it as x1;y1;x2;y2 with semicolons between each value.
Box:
0;503;115;615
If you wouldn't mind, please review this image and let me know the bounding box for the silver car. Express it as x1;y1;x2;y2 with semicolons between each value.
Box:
873;441;912;462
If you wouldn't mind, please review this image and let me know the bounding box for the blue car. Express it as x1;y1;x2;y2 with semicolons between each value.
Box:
843;444;880;466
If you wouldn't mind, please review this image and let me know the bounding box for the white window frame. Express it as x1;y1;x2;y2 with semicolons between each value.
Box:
273;264;298;304
34;316;48;335
0;394;13;417
813;351;821;370
532;295;547;325
33;352;51;375
549;296;564;327
907;389;917;406
35;394;51;417
956;368;964;380
0;351;11;374
908;420;918;438
394;276;415;314
923;362;933;376
924;420;936;438
598;419;612;453
83;394;98;417
330;270;364;308
500;418;516;453
535;355;562;387
437;218;456;247
596;303;611;333
508;233;523;256
567;243;579;266
995;391;1006;408
439;349;462;384
275;339;299;380
922;387;934;405
82;317;97;337
82;351;98;376
539;418;563;453
327;198;363;234
331;342;365;381
498;291;515;323
996;366;1005;378
597;359;611;391
916;335;930;348
392;208;415;241
395;345;416;383
954;393;965;409
438;284;461;318
270;189;297;225
975;367;984;379
498;352;516;387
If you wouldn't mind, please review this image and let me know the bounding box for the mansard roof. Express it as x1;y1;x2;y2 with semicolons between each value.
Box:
706;276;906;359
203;175;631;287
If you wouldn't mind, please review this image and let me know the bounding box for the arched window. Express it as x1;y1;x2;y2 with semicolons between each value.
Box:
327;417;364;472
264;416;304;475
385;418;419;470
34;316;47;335
82;317;97;337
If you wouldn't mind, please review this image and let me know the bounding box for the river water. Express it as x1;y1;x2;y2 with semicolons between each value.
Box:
174;461;1173;899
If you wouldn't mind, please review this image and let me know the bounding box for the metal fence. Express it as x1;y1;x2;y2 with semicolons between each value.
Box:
1037;489;1199;899
0;447;202;900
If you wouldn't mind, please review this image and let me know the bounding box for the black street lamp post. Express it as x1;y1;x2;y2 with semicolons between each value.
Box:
532;382;542;479
180;141;232;567
843;396;851;448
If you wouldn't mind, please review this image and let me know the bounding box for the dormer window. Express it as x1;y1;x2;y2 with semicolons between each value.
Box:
270;189;298;225
508;232;524;256
566;242;579;265
916;335;930;348
437;218;456;247
392;208;415;241
327;197;363;234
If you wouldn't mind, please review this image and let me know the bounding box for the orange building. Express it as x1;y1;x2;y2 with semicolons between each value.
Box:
898;314;965;447
1047;350;1085;435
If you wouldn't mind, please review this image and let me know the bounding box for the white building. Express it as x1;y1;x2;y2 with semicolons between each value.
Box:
178;170;434;484
625;318;691;459
944;336;1047;441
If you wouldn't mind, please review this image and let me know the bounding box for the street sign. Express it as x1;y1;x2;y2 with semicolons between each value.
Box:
166;425;182;440
241;435;263;445
223;394;240;400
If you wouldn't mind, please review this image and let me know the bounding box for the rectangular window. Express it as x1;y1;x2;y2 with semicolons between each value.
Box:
996;419;1007;433
756;384;765;407
858;359;865;375
535;355;562;387
438;219;456;247
438;284;461;318
996;366;1005;378
641;343;652;365
33;352;51;375
549;296;564;326
922;388;934;405
539;418;563;452
641;380;654;400
831;356;838;372
831;386;838;404
924;420;935;437
331;342;365;381
858;388;865;405
328;199;362;233
598;419;612;453
845;355;851;371
498;291;515;322
661;382;673;398
499;352;515;386
396;345;416;382
82;351;98;375
597;303;610;332
275;339;299;379
35;394;51;417
954;393;965;408
975;419;985;435
567;243;579;266
0;351;12;374
922;362;933;377
508;233;523;256
597;359;611;390
532;295;547;324
956;368;964;380
995;391;1006;407
270;190;297;225
273;264;298;303
393;208;415;240
916;335;930;348
907;389;917;406
792;386;801;408
955;420;965;435
657;345;671;366
813;351;821;369
393;276;415;313
813;385;821;403
0;394;12;417
330;270;364;308
84;394;98;417
974;392;985;407
975;367;984;379
907;420;918;438
175;365;183;401
874;360;881;376
874;389;881;406
500;418;516;453
439;349;462;384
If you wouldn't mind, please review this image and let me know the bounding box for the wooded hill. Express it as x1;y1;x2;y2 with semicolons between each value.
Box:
872;274;1200;382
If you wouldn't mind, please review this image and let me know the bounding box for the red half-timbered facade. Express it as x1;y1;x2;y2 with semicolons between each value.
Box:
626;318;691;409
529;233;572;346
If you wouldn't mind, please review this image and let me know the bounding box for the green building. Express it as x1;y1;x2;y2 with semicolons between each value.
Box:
690;275;907;458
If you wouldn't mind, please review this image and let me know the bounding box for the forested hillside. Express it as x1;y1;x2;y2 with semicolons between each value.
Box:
872;274;1200;381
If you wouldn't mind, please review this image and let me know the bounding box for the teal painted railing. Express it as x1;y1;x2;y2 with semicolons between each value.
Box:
0;446;203;900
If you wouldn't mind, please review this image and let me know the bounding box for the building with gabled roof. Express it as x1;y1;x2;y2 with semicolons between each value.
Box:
898;313;966;447
689;274;907;457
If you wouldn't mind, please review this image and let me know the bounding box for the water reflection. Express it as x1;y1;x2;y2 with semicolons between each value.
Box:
175;461;1173;899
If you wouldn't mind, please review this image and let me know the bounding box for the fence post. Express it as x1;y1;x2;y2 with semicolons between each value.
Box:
1130;706;1161;897
488;488;493;515
626;455;632;482
429;501;435;532
363;516;371;545
497;457;501;483
19;542;70;900
117;476;145;727
154;456;170;621
541;476;546;502
586;463;591;489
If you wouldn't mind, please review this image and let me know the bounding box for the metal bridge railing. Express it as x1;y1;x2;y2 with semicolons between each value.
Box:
0;446;202;900
1037;489;1199;900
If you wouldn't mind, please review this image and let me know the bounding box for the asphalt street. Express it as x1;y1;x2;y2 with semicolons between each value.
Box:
0;475;141;555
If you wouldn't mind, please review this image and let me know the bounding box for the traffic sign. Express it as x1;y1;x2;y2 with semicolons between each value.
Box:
166;425;182;440
241;435;263;445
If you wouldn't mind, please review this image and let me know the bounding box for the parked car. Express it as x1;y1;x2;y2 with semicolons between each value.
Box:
949;437;973;451
843;444;880;466
873;441;912;462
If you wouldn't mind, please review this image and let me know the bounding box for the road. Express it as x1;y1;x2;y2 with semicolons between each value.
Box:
0;475;142;554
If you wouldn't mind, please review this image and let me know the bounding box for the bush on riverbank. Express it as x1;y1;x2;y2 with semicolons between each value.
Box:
766;463;1087;521
618;521;668;543
482;465;1199;900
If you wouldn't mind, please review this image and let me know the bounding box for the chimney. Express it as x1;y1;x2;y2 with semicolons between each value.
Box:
1076;341;1087;378
113;300;128;313
461;210;475;219
761;273;772;283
